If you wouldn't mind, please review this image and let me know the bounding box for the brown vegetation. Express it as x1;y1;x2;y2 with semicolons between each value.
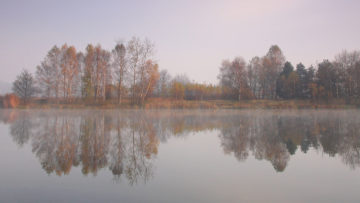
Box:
8;39;360;109
0;94;20;108
16;98;357;109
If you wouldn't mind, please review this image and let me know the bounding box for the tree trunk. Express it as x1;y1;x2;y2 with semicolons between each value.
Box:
117;83;121;105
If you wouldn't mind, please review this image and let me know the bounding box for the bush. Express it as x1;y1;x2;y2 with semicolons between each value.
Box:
0;94;20;108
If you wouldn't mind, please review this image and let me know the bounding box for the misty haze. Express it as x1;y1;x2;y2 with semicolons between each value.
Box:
1;0;360;203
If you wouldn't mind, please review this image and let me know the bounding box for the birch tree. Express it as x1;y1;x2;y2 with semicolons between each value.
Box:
94;45;111;101
127;37;155;104
60;45;80;101
138;60;160;104
82;44;95;100
35;46;62;102
112;43;127;104
82;44;111;102
35;46;61;100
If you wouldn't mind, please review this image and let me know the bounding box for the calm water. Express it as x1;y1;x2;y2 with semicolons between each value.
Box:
0;109;360;203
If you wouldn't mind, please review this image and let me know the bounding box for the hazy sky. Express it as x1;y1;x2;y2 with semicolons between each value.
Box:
0;0;359;84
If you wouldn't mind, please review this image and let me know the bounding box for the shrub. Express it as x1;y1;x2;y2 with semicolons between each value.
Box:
0;94;20;108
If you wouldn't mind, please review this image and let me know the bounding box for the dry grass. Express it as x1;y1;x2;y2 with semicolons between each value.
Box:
12;98;358;109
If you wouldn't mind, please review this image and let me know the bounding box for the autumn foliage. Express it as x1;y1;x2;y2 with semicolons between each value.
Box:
0;94;20;108
8;40;360;107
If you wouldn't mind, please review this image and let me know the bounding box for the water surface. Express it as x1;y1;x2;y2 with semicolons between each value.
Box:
0;109;359;203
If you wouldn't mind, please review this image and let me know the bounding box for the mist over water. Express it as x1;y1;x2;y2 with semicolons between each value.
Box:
0;109;360;203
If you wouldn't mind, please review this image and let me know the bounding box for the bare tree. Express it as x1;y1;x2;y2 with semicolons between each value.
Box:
127;37;155;104
112;43;127;104
155;69;172;97
12;69;37;104
334;50;360;99
36;46;61;100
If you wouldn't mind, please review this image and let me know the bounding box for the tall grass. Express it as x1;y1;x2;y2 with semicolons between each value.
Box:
12;98;358;109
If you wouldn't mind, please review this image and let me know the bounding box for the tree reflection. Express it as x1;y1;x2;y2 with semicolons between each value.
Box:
218;111;360;172
0;110;159;185
1;110;360;183
8;111;35;146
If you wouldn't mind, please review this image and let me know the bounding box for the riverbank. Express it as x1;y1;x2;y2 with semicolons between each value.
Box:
10;98;360;109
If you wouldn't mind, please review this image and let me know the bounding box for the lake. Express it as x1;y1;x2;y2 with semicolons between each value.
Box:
0;109;359;203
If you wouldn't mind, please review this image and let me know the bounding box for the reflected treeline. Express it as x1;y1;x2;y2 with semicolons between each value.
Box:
0;110;360;181
218;111;360;171
0;110;161;185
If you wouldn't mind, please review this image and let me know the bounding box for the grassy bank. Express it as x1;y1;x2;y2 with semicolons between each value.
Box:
11;98;360;109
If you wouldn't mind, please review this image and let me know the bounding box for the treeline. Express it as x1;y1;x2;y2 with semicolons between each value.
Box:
10;37;360;105
15;37;159;105
218;45;360;102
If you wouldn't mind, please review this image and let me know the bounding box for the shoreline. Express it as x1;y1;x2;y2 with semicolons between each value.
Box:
5;99;359;110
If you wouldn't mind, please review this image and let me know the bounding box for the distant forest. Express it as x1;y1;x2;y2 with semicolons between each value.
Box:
8;36;360;105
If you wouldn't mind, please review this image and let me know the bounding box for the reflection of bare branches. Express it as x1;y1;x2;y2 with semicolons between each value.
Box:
122;112;157;185
109;114;127;181
3;109;360;181
341;147;360;169
31;114;81;175
9;111;36;147
3;110;159;185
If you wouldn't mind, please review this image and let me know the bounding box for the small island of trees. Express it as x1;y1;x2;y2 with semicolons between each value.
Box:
3;36;360;109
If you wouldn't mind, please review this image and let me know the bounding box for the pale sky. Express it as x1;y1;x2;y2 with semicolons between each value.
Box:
0;0;359;84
